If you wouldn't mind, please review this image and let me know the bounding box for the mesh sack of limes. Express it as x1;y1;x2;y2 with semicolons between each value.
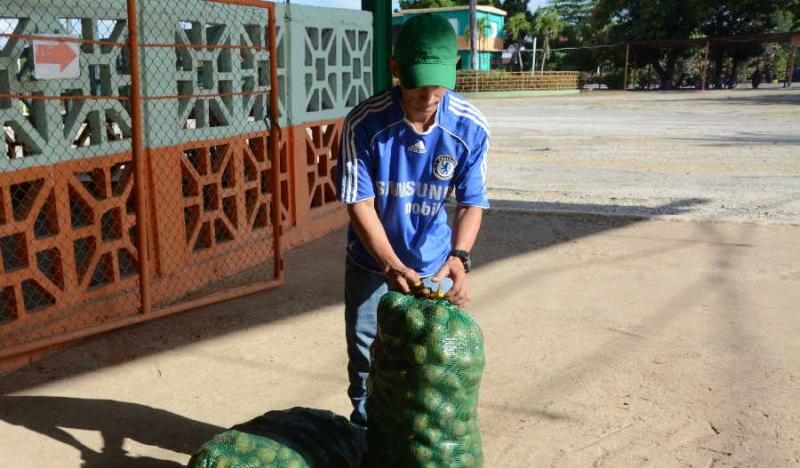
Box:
189;407;365;468
366;290;486;467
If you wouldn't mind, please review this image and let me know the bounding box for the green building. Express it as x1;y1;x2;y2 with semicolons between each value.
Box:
392;5;507;71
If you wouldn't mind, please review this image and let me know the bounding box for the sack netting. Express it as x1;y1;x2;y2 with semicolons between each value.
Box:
189;407;366;468
366;291;485;467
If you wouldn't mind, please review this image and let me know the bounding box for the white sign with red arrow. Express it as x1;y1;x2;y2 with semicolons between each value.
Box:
33;36;80;80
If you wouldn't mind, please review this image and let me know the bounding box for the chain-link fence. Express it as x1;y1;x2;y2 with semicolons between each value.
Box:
0;0;375;367
1;0;374;368
1;0;144;355
0;0;284;363
138;0;282;314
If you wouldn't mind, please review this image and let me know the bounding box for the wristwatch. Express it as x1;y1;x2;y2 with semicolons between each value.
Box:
449;249;471;273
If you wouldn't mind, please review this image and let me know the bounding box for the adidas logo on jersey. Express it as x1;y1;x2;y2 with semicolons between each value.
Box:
407;140;426;154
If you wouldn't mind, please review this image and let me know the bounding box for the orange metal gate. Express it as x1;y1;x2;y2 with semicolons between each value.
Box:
0;0;367;370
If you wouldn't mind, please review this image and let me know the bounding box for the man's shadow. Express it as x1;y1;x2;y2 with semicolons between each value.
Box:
0;395;223;467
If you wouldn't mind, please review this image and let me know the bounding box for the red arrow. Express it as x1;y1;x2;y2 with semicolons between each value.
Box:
35;42;77;72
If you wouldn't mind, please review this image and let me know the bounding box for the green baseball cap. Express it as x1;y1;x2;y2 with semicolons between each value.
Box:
394;13;458;90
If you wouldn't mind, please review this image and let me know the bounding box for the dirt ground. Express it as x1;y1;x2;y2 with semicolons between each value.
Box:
483;87;800;223
1;89;799;467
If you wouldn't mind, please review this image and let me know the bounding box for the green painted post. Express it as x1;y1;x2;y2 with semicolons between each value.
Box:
362;0;393;93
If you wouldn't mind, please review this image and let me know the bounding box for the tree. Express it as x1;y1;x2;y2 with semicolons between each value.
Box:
400;0;498;8
399;0;458;7
699;0;782;87
505;12;532;70
533;9;566;72
591;0;706;89
547;0;594;25
499;0;530;17
464;17;491;52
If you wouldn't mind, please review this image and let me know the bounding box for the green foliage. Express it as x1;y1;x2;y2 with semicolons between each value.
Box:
400;0;459;8
533;9;567;69
499;0;530;16
587;0;790;88
547;0;595;25
399;0;499;8
398;0;529;12
463;17;491;50
505;12;531;42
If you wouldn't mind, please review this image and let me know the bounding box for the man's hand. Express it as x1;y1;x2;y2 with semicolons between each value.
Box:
384;265;422;294
431;256;469;308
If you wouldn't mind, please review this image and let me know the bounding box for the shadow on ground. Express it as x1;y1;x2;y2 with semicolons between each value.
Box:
0;395;222;467
678;88;800;106
671;132;800;146
0;198;707;397
0;198;710;465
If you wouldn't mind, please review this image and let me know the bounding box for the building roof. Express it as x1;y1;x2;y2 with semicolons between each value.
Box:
393;5;507;17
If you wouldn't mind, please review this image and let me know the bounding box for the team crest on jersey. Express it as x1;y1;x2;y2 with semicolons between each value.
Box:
433;155;457;180
407;140;426;154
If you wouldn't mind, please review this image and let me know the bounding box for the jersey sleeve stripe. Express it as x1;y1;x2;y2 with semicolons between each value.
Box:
447;105;491;138
342;94;391;202
449;94;490;124
448;100;491;130
342;95;394;202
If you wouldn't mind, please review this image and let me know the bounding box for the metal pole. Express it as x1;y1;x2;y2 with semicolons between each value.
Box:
267;3;284;281
623;42;630;90
531;36;537;76
702;39;710;91
785;38;796;88
469;0;478;71
126;0;151;314
362;0;393;92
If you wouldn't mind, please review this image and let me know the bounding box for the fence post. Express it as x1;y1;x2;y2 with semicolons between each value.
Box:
702;39;710;91
362;0;393;93
785;36;797;88
126;0;152;314
267;3;284;280
623;42;630;91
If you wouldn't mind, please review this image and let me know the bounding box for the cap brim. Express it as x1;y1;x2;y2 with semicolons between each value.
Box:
399;61;457;90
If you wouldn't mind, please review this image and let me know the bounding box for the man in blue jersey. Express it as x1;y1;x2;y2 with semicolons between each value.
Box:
335;13;490;427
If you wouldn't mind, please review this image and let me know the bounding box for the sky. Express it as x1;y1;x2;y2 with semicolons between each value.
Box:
276;0;548;13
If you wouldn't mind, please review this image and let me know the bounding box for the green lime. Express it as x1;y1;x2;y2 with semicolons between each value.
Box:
232;432;254;454
406;306;426;334
277;446;294;461
410;442;433;462
426;322;446;347
437;402;456;422
449;420;467;437
412;413;429;432
419;427;442;445
410;345;428;364
419;388;442;411
256;447;277;463
212;459;232;468
421;364;444;383
434;441;458;461
441;372;461;391
428;305;448;322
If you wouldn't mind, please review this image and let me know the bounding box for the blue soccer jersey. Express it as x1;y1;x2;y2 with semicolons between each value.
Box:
336;86;490;276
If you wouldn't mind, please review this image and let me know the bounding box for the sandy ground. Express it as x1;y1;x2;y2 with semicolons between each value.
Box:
1;89;799;467
481;88;800;223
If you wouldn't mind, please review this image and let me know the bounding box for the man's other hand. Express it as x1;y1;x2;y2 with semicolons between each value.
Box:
432;257;469;308
384;265;422;295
